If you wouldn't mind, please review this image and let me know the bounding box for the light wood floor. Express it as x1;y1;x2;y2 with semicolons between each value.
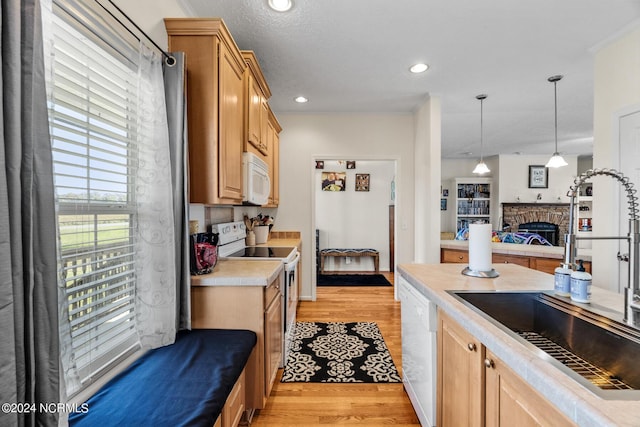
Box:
251;273;421;426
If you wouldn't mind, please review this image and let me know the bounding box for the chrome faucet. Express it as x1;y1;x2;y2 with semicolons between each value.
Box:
564;168;640;327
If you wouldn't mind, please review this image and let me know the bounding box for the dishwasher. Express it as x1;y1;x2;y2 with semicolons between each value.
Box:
398;275;437;427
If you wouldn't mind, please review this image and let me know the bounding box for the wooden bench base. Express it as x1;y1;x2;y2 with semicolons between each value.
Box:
319;249;379;275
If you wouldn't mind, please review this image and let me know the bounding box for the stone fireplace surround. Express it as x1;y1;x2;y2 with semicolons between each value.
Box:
502;203;570;246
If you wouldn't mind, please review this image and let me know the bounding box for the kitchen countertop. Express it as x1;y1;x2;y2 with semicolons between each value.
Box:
441;239;592;261
398;262;639;427
190;233;301;287
191;259;283;287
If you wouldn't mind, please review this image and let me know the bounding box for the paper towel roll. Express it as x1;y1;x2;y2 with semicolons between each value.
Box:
469;223;492;272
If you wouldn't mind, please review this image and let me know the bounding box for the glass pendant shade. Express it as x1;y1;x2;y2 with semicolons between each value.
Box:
472;161;491;174
545;153;568;168
473;94;490;174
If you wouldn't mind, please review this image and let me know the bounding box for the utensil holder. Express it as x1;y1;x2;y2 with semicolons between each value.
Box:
254;226;269;244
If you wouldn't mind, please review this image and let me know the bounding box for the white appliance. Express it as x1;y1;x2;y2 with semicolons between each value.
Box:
212;221;299;366
398;275;437;427
242;152;270;206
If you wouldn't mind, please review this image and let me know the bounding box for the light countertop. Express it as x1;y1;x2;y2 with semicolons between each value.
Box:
190;234;301;287
398;262;638;427
191;259;283;287
441;239;592;261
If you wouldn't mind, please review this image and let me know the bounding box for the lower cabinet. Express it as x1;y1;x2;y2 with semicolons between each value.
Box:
438;311;576;427
440;248;591;274
190;276;283;415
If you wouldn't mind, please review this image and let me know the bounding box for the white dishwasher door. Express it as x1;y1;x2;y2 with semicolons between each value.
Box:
398;275;437;427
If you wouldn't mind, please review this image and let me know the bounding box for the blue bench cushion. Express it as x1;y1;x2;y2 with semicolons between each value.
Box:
69;329;256;427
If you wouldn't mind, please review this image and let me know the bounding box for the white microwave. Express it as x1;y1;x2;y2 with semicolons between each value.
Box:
242;152;271;205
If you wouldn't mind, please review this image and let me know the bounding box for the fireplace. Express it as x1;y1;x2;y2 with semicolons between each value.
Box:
502;203;570;246
518;221;560;246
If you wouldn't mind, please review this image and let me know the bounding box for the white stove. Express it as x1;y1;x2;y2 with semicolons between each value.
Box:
211;221;299;366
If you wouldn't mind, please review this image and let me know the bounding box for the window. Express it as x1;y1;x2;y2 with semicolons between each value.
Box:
47;3;141;395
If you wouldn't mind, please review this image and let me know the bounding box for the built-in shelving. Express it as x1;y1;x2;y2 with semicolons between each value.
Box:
454;177;492;232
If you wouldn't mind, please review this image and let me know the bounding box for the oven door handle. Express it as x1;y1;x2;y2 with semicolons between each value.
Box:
285;252;300;272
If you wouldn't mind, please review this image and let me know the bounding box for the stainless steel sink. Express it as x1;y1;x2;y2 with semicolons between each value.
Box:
449;290;640;400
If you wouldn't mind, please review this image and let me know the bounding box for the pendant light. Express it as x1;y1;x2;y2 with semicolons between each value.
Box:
545;75;568;168
472;94;490;174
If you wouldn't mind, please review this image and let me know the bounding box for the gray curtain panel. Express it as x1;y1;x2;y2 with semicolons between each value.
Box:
0;0;60;426
163;52;191;331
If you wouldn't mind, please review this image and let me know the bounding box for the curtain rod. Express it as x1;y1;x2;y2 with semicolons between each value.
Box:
95;0;176;66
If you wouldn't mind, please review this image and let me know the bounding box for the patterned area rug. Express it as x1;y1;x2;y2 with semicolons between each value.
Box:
281;321;402;383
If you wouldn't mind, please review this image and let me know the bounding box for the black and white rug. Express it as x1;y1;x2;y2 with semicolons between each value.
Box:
281;321;402;383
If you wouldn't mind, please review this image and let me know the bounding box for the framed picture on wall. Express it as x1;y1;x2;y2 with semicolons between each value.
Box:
441;198;447;210
355;173;370;191
315;160;325;169
322;171;346;191
528;165;548;188
346;161;356;169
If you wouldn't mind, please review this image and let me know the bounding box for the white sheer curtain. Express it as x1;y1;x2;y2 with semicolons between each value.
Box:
41;0;177;400
134;44;177;348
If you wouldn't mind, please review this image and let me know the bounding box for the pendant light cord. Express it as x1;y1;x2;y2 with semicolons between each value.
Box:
554;79;558;152
476;94;487;161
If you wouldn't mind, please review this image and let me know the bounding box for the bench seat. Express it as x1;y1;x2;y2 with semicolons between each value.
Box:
69;329;256;427
319;248;379;274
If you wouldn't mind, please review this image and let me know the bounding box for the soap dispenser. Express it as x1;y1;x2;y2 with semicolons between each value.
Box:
553;262;572;297
570;259;591;303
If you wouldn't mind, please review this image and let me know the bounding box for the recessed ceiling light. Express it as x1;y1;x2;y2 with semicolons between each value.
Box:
268;0;292;12
410;63;429;73
294;96;308;103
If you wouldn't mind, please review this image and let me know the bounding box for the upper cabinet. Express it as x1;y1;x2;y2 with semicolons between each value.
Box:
265;106;282;207
242;51;271;160
165;18;246;205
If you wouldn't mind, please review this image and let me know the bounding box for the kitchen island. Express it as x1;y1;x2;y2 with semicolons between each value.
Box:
398;262;640;427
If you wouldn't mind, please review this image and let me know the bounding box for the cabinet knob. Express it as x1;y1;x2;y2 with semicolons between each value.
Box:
458;256;463;260
467;343;477;352
484;358;494;369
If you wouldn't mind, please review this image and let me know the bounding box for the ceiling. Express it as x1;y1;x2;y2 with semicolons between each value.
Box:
178;0;640;159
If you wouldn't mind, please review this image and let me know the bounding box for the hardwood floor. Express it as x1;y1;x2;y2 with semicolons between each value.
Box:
251;273;421;426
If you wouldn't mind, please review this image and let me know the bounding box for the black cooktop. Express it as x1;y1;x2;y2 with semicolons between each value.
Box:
227;246;295;259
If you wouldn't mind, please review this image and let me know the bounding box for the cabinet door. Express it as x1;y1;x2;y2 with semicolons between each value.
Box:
269;121;279;205
441;249;469;263
438;311;484;427
492;254;530;268
218;41;244;202
264;287;282;398
485;349;575;427
246;73;262;149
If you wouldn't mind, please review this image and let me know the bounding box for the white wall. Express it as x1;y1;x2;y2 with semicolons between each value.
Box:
274;113;416;300
315;160;395;272
592;26;640;292
497;154;578;205
113;0;188;49
413;98;442;264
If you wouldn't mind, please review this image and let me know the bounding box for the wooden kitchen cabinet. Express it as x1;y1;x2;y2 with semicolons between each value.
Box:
265;107;281;207
190;275;283;413
165;18;246;205
438;312;576;427
242;51;271;159
441;248;469;263
441;248;591;274
437;311;484;427
485;349;574;426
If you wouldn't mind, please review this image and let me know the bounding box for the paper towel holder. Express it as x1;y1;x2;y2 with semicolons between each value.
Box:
461;266;499;278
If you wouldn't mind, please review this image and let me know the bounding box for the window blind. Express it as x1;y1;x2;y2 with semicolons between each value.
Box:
49;6;141;393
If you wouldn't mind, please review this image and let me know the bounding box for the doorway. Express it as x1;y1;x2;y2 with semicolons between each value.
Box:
312;158;397;298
